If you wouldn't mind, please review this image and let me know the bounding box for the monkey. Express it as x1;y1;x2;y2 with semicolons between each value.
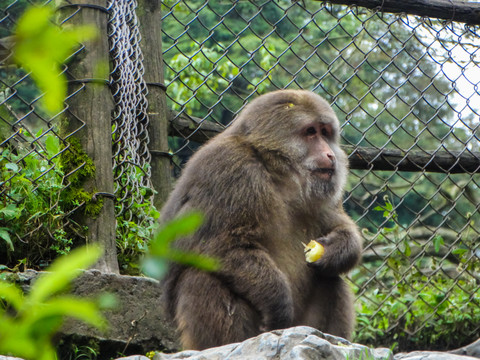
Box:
160;89;363;350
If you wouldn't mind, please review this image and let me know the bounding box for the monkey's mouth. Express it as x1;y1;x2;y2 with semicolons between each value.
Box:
312;168;334;179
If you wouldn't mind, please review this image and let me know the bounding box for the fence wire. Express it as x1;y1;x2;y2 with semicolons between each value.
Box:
0;0;85;266
162;0;480;351
108;0;156;253
0;0;156;266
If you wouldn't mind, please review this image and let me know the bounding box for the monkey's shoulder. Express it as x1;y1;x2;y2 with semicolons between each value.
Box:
164;135;283;219
183;135;277;186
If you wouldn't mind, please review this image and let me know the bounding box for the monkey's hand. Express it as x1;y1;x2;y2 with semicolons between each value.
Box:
307;226;362;276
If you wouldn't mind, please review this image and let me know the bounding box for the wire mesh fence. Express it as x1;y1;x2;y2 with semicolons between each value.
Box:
162;0;480;350
0;0;479;352
108;0;157;260
0;0;85;266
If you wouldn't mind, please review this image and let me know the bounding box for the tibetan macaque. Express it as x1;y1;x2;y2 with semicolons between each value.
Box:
160;90;362;350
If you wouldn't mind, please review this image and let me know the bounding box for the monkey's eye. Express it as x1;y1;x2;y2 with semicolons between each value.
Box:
321;128;329;137
305;127;317;136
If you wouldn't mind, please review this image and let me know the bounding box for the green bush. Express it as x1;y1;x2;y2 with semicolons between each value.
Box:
354;198;480;351
0;131;76;266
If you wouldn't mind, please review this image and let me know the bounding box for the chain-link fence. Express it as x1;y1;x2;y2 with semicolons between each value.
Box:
1;0;479;353
162;0;480;351
0;0;158;273
108;0;158;266
0;0;84;267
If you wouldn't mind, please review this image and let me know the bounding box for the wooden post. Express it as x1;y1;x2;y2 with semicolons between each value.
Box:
137;0;173;209
63;0;119;273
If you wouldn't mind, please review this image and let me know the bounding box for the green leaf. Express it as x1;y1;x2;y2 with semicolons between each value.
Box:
0;331;37;360
5;162;19;172
168;249;220;272
0;228;14;251
384;201;394;212
28;245;103;304
143;212;221;279
403;241;411;257
0;204;21;220
433;235;444;253
149;212;203;255
0;281;24;310
13;6;97;114
45;135;60;158
0;246;109;360
452;248;468;256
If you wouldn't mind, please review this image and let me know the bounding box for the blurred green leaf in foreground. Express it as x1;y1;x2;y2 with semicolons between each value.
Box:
0;245;114;360
13;5;96;114
143;212;220;279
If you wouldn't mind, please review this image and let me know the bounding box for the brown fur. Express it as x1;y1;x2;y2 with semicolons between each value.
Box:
160;90;363;350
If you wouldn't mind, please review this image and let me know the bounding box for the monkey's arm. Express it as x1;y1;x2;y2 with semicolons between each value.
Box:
311;209;362;276
216;245;294;332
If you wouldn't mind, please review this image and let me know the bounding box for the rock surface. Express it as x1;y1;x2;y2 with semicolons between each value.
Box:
395;353;479;360
110;326;480;360
114;326;480;360
143;326;393;360
14;270;180;357
451;338;480;358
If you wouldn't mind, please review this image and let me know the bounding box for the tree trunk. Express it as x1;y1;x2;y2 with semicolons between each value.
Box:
137;0;173;209
63;0;119;273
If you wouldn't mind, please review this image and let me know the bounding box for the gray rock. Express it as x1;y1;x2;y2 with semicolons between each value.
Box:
17;270;180;356
146;326;393;360
450;338;480;358
394;352;479;360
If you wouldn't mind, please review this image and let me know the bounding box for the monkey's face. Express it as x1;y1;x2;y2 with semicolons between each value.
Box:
301;122;336;180
268;93;348;203
297;117;347;202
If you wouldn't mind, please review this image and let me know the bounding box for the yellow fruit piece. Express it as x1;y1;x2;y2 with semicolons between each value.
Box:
303;240;325;263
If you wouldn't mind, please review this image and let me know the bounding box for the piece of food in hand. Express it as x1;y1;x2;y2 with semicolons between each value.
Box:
303;240;325;263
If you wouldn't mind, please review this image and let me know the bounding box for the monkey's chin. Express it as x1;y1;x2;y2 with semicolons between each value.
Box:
308;175;336;200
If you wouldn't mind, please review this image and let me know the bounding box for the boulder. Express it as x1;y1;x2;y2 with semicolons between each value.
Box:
113;327;480;360
134;326;393;360
15;270;180;357
395;352;479;360
450;338;480;358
